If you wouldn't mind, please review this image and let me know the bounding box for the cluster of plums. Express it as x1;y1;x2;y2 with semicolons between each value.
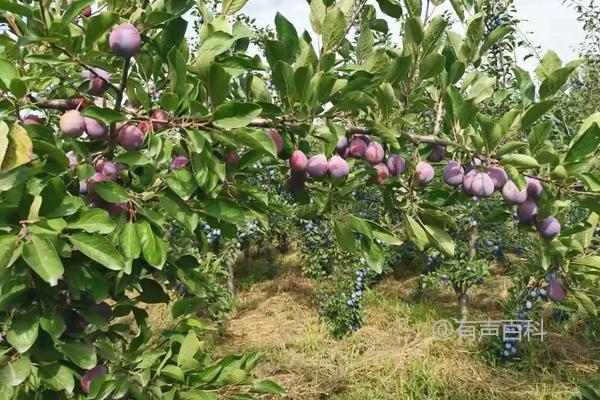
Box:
287;134;437;193
441;159;561;240
56;107;169;151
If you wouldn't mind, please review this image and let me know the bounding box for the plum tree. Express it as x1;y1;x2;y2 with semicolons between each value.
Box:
0;0;598;398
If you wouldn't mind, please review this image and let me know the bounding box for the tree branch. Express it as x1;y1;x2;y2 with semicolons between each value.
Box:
106;58;131;159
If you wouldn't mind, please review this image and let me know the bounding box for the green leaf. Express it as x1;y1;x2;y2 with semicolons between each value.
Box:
310;0;326;34
501;154;540;169
422;16;448;54
422;223;455;256
138;278;170;304
496;141;526;157
535;50;562;81
161;365;185;382
0;0;34;17
212;102;262;129
119;222;141;259
376;0;402;18
572;256;600;269
0;357;31;387
0;57;19;89
69;233;125;271
7;310;39;353
22;235;64;286
40;309;66;340
404;17;424;46
9;79;27;99
1;124;33;173
322;7;347;51
94;181;129;203
61;0;94;28
227;128;277;158
419;53;445;79
334;220;355;252
40;363;74;393
85;12;119;47
61;342;97;369
200;198;253;225
480;25;513;54
221;0;248;15
251;380;286;395
565;122;600;163
360;238;384;273
275;12;300;62
521;100;557;130
403;215;429;250
168;48;187;97
164;169;198;200
177;330;203;371
80;106;127;125
0;235;18;271
356;27;374;62
136;221;167;269
113;151;152;166
404;0;421;16
539;64;580;99
68;208;116;234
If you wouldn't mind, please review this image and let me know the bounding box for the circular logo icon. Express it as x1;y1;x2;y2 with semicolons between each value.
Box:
432;320;454;340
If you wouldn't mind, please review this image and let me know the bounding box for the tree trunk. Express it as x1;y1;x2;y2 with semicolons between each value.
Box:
457;291;469;321
227;263;235;295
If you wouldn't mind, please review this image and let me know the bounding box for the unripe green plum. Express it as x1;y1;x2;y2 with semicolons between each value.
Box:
109;23;141;58
307;154;328;178
60;110;86;137
551;165;568;180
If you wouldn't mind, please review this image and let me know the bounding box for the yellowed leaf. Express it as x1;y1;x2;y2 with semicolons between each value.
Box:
1;123;33;172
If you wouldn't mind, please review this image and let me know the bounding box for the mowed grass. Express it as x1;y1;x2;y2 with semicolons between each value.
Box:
202;250;600;400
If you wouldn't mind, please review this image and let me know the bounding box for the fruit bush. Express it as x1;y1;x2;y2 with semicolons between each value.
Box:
0;0;599;398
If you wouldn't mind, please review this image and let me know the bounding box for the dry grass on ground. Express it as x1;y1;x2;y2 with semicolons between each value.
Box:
203;251;600;400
